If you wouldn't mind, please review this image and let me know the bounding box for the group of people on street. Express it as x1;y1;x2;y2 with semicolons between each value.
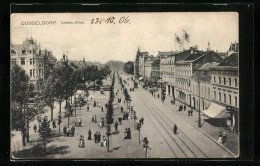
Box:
217;131;227;144
63;125;76;137
75;117;82;127
123;112;129;120
94;131;102;143
92;115;97;123
123;128;132;139
139;117;144;125
99;117;105;128
117;98;122;103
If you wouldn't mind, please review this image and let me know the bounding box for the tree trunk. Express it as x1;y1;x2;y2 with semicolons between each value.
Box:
107;136;109;152
75;104;77;117
51;107;53;121
68;114;70;125
71;95;73;104
43;138;46;153
59;101;61;136
22;131;26;146
26;116;30;142
66;98;68;108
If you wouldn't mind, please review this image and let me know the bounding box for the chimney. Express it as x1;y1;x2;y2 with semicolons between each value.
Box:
190;47;194;54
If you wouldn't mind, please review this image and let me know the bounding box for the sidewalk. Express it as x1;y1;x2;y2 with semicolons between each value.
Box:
147;89;239;155
12;76;145;159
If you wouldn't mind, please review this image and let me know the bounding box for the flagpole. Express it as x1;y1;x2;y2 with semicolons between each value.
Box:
183;31;185;51
175;34;176;52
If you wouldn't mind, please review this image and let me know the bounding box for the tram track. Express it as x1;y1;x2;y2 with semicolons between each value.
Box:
134;92;189;158
139;91;208;158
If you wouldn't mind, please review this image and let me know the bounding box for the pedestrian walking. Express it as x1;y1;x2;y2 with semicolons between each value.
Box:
141;117;144;124
88;129;92;140
92;115;94;122
94;115;97;123
184;105;186;111
222;132;227;144
217;132;223;143
115;121;118;131
78;135;85;148
173;124;178;134
94;132;98;143
87;105;89;111
118;117;122;125
79;118;82;127
33;124;37;133
101;107;103;112
71;125;75;137
121;107;123;113
63;125;67;136
66;126;71;137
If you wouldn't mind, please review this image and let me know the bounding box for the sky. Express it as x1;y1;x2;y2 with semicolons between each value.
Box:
11;12;238;63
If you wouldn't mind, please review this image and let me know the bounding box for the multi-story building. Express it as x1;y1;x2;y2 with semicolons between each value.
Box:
144;56;154;82
158;51;177;95
175;48;223;105
11;37;48;83
190;62;220;111
210;52;239;133
134;47;149;79
151;58;160;83
227;41;239;57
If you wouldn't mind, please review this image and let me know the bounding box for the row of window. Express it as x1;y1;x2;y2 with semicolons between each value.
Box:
30;69;44;78
213;91;238;107
176;69;191;77
192;84;211;98
20;58;43;66
213;76;238;87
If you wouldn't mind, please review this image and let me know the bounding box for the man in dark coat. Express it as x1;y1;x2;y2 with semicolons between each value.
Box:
94;132;97;143
88;129;92;140
115;121;119;131
71;126;75;137
184;105;186;111
63;125;67;136
173;124;178;134
121;107;123;113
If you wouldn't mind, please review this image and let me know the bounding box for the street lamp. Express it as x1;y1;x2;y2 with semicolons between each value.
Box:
74;96;77;117
195;71;202;128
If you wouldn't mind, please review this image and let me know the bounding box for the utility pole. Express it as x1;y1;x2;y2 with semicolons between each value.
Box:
198;72;201;128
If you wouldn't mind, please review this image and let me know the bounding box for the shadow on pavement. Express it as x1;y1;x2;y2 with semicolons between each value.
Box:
12;143;69;159
204;118;227;127
111;131;120;135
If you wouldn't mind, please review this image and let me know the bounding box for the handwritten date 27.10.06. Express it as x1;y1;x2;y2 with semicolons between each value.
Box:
90;16;130;24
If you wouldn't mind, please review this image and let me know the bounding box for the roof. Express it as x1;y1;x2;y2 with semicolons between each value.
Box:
199;62;220;70
157;51;177;58
175;50;193;62
152;59;160;65
218;53;238;66
184;51;204;61
192;51;223;70
229;43;239;52
11;44;24;55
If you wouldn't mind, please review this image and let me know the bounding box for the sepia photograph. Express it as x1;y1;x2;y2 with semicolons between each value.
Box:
10;12;239;159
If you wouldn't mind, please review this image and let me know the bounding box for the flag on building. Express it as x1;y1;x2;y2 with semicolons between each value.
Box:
183;30;190;43
175;34;182;45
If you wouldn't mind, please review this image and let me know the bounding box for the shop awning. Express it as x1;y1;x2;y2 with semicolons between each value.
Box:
139;77;144;80
202;103;226;118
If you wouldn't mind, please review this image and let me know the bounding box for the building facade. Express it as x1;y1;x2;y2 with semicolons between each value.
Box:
11;37;48;83
210;53;239;133
175;48;223;105
144;56;154;82
134;47;149;79
151;58;160;83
